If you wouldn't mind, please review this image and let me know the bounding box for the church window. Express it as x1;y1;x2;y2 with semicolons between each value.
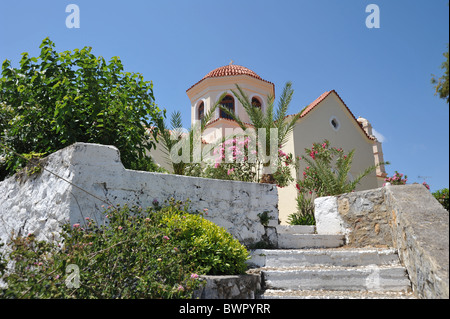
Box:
220;95;235;120
198;102;204;121
252;97;262;109
330;116;340;131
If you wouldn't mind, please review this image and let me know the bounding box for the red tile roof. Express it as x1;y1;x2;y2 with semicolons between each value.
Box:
186;64;274;92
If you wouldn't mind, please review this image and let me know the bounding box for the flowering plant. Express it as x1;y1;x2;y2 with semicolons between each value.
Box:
384;171;407;185
203;136;297;187
295;140;378;197
204;136;257;182
289;140;386;225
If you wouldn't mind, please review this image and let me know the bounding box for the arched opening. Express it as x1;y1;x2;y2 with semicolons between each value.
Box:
251;97;262;109
198;101;204;121
220;95;235;120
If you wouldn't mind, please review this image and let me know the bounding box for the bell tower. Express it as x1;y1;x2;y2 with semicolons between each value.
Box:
186;63;275;143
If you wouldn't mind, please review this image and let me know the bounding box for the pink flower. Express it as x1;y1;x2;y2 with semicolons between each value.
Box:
214;162;220;168
191;273;199;279
118;226;123;230
227;168;234;175
163;236;169;241
177;285;185;292
73;223;80;228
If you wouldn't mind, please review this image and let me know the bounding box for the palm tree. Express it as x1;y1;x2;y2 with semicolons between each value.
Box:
219;81;302;184
158;93;228;175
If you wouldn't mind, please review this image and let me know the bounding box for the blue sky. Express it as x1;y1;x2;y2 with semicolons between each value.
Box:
0;0;449;192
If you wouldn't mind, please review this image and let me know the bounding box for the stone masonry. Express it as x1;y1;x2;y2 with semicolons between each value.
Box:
314;184;449;299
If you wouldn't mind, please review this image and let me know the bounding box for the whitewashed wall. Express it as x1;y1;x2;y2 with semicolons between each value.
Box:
0;143;279;247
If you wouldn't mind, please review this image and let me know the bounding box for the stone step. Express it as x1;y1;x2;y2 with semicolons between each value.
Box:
277;234;344;249
248;248;401;268
276;225;315;235
261;265;412;292
259;289;417;299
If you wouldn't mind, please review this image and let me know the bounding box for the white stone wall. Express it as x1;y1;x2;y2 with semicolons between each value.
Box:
0;143;279;247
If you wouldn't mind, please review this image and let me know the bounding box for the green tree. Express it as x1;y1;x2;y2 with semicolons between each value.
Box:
0;38;164;180
431;45;449;103
220;82;302;184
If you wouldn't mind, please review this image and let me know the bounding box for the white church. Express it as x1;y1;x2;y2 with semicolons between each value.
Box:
153;63;387;224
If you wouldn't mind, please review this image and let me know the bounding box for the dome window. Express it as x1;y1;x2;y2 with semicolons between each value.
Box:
252;97;262;109
220;95;235;120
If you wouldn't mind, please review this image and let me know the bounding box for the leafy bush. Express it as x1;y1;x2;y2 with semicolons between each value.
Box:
0;200;249;299
433;188;449;212
0;37;165;180
162;208;249;275
287;192;315;225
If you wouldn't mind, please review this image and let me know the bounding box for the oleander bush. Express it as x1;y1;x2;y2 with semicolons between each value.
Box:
0;199;249;299
289;140;388;225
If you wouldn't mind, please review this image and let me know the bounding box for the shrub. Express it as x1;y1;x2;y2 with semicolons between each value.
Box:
0;37;165;180
433;188;449;212
288;140;387;225
162;208;249;275
0;199;249;299
287;192;315;226
296;140;383;197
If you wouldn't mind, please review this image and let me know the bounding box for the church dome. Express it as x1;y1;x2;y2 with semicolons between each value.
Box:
202;64;264;81
187;64;273;92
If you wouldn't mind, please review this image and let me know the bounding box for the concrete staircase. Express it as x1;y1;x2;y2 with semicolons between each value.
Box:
248;225;416;299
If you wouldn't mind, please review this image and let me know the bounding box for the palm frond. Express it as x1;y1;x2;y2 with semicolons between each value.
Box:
274;81;294;125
